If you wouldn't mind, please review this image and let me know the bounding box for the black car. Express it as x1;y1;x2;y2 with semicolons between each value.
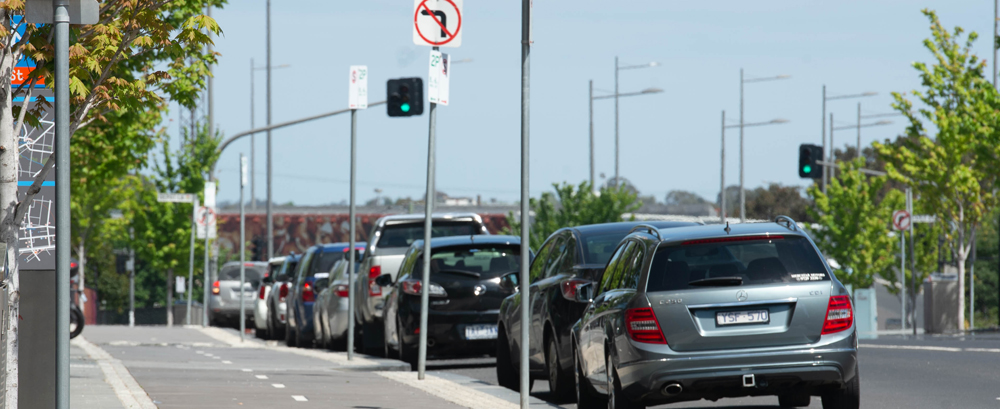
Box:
495;221;697;400
377;235;524;369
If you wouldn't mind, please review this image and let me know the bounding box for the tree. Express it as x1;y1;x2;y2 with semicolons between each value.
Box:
807;158;905;289
873;10;1000;330
664;190;710;207
504;181;641;250
719;184;814;222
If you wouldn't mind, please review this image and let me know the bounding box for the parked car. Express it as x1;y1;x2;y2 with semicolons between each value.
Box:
572;217;859;409
495;221;697;398
259;254;299;340
209;261;269;327
313;247;364;350
377;235;524;369
353;213;489;354
253;256;286;339
286;243;363;347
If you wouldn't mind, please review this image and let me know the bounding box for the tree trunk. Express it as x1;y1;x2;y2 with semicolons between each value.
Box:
0;19;20;407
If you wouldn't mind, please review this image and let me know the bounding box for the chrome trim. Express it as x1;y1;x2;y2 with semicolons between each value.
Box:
629;224;662;240
687;297;798;310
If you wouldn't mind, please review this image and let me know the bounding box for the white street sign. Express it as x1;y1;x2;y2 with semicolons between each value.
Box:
176;276;186;294
240;156;248;187
413;0;463;48
196;206;217;240
911;214;936;224
348;65;368;109
157;192;195;203
204;181;217;209
428;51;450;105
892;210;911;231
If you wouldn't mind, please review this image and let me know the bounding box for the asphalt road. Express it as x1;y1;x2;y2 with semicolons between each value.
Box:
433;334;1000;409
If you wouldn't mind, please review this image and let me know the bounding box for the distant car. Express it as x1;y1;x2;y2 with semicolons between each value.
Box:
495;221;697;399
353;213;489;354
209;261;268;327
253;256;285;339
314;246;364;350
286;243;359;348
572;218;859;409
378;235;524;369
260;254;299;340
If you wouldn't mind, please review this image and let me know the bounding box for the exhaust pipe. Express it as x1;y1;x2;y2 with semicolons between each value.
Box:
662;383;683;396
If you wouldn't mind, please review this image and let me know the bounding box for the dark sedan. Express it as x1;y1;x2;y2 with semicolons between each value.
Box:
377;235;524;370
495;221;697;400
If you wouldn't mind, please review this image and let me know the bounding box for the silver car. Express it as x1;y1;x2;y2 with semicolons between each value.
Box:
573;217;859;409
253;257;286;338
209;261;268;327
313;257;361;350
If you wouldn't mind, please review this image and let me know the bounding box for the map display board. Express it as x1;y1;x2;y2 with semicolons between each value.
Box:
18;89;55;270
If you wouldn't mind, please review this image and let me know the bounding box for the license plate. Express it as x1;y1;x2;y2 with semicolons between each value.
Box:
716;310;769;326
464;324;498;340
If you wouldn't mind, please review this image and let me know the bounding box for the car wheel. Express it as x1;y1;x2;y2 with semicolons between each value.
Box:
285;321;298;347
575;344;606;409
496;327;520;391
547;337;575;403
779;394;812;407
607;352;644;409
821;368;860;409
270;311;285;340
397;320;417;371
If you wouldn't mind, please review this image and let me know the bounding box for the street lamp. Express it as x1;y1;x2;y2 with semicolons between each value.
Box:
739;69;791;222
589;81;662;190
720;114;790;222
614;57;660;184
250;60;290;211
829;107;893;165
821;87;877;192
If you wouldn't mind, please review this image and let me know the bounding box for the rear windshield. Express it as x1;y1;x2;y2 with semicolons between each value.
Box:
278;260;298;281
377;221;480;249
646;236;829;292
581;232;630;265
311;252;345;276
220;265;264;282
414;245;521;279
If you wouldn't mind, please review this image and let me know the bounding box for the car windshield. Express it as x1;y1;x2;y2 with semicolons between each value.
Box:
646;236;829;292
581;232;630;265
377;221;480;249
219;265;264;282
311;252;345;276
414;245;521;279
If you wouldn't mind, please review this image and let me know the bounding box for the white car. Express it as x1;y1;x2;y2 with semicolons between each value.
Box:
254;256;294;339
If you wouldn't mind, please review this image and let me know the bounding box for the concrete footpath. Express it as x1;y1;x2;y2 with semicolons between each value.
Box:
70;325;556;409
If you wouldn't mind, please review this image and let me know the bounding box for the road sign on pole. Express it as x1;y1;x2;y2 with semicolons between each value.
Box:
349;65;368;109
428;51;450;105
157;192;196;203
196;207;217;239
892;210;911;231
413;0;463;48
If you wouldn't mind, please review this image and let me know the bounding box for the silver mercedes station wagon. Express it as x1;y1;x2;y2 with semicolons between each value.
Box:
572;217;858;409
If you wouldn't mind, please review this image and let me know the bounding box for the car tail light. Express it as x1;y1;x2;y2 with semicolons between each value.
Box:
302;282;315;302
368;266;382;296
625;308;666;344
822;295;854;335
400;278;447;297
333;285;349;298
560;279;590;301
278;283;289;302
258;286;267;300
212;281;220;295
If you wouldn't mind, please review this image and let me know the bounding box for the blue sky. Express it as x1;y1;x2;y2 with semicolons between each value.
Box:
191;1;995;207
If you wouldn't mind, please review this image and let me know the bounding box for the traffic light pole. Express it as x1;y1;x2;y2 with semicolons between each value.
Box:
519;2;532;407
418;47;439;381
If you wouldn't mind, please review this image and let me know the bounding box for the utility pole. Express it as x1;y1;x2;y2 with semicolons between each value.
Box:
187;196;198;325
239;154;247;341
822;85;827;194
739;69;745;222
347;106;358;361
418;49;439;381
856;102;861;158
166;268;174;327
588;80;594;190
720;110;726;223
266;0;274;261
614;56;619;185
54;3;72;407
519;2;532;407
250;58;256;210
128;227;135;328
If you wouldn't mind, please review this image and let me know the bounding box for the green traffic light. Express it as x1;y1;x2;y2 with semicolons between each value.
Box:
401;103;411;112
803;165;812;174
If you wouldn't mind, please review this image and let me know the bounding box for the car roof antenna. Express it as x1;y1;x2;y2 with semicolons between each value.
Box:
724;222;731;235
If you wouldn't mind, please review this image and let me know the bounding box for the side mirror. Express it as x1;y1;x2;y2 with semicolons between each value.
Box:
574;282;594;303
499;272;520;292
373;273;393;287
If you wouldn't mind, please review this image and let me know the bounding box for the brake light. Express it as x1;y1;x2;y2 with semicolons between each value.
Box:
682;235;784;246
333;285;349;298
368;266;382;296
822;295;854;335
258;286;266;300
369;266;381;279
560;279;590;301
212;281;220;295
302;282;315;302
625;308;666;344
278;283;289;302
400;278;447;297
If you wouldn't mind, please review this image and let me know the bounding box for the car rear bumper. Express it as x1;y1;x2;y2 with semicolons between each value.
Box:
617;332;858;405
399;309;499;357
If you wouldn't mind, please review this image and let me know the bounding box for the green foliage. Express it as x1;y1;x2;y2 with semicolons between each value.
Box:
972;207;998;328
503;181;640;250
807;158;904;289
720;184;814;222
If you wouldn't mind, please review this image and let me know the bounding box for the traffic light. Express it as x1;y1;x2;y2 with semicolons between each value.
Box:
250;236;265;261
798;144;823;179
386;78;424;117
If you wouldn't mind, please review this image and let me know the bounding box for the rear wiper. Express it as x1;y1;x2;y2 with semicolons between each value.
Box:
688;277;743;287
435;269;481;278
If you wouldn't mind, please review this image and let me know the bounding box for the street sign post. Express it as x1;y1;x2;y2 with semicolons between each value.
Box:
892;210;911;231
893;208;910;331
195;207;217;240
349;65;368;109
157;192;199;325
239;154;247;342
413;0;463;48
347;64;367;361
428;51;450;105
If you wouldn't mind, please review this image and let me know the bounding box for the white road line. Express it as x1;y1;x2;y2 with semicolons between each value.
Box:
241;368;253;372
860;344;999;353
195;351;204;354
222;360;232;364
291;395;308;402
212;356;221;359
73;337;158;409
272;384;285;389
255;375;268;380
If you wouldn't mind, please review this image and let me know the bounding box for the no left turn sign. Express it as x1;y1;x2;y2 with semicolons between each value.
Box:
413;0;463;48
892;210;911;231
